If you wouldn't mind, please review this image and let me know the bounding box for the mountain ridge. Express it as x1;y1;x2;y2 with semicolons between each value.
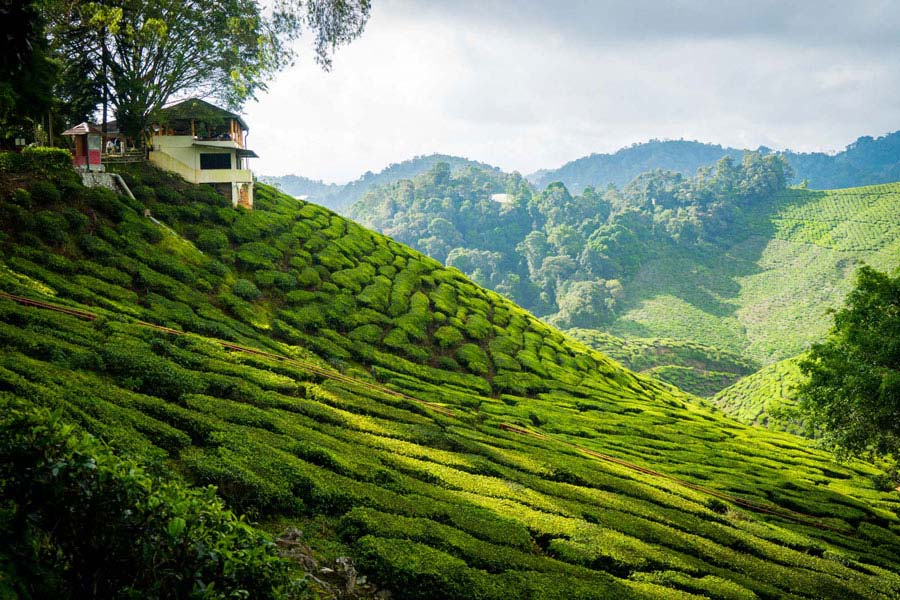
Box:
263;130;900;211
530;131;900;192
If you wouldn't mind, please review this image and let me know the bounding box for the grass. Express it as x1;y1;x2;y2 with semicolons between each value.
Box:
0;164;899;598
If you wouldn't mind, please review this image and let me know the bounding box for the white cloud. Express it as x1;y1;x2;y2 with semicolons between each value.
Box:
244;0;900;182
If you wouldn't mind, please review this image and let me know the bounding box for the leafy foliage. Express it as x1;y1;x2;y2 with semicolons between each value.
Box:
798;265;900;459
0;400;291;600
45;0;371;143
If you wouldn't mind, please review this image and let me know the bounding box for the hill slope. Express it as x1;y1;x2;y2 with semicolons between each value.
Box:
712;356;808;435
349;160;900;371
611;181;900;363
1;163;899;598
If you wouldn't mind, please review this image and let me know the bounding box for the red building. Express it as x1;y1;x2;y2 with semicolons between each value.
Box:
62;122;103;171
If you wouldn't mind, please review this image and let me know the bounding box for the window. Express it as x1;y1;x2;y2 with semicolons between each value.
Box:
200;153;231;170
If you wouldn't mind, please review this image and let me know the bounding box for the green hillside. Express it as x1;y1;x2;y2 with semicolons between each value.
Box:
612;182;900;363
712;356;808;435
350;157;900;380
2;162;900;598
566;329;757;398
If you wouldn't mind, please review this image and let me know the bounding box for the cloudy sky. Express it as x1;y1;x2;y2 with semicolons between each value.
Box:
244;0;900;183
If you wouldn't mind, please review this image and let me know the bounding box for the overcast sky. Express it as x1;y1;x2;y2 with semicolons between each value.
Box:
244;0;900;183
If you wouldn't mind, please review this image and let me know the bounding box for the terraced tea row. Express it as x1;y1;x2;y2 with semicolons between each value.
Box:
1;165;898;598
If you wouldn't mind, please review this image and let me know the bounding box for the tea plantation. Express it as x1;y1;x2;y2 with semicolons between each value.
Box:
565;329;757;398
1;163;899;598
711;356;807;435
610;182;900;364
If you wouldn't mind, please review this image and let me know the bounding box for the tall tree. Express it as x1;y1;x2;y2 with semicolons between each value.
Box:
47;0;370;143
798;265;900;461
0;0;59;145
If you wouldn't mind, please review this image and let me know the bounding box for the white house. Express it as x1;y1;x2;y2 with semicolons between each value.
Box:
148;98;258;208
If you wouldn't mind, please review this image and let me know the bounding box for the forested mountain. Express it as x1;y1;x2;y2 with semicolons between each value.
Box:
264;154;505;212
528;140;740;192
784;131;900;189
3;158;900;599
531;131;900;193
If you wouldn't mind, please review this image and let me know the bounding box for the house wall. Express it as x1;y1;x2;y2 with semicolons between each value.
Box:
149;134;253;206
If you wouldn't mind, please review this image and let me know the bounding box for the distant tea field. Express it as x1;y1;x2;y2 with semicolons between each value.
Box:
609;182;900;364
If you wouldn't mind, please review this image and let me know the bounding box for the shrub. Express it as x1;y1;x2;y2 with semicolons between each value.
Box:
29;180;62;205
456;344;491;375
100;338;204;401
255;269;297;291
354;536;473;600
86;187;128;221
0;401;290;600
0;147;72;174
156;186;184;205
464;313;492;340
11;188;32;208
434;325;464;349
196;229;229;253
232;278;262;300
34;210;72;244
131;185;157;202
349;324;384;343
296;266;321;288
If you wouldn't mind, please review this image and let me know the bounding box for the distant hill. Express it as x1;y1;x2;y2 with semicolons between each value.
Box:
531;131;900;192
784;131;900;189
350;158;900;395
528;140;741;192
609;181;900;364
263;153;505;213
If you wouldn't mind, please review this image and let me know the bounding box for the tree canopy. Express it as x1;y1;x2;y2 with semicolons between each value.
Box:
0;0;59;145
40;0;370;143
798;265;900;461
350;153;793;326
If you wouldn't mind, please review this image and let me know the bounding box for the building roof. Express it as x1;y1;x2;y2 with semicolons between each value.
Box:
62;122;102;136
154;98;249;130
